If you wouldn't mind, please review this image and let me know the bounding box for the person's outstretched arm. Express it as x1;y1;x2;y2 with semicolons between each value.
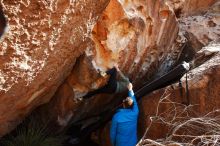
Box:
110;116;117;146
128;83;139;114
115;65;130;82
118;70;130;82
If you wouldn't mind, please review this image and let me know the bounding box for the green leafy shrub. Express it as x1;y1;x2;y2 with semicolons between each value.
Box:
0;116;64;146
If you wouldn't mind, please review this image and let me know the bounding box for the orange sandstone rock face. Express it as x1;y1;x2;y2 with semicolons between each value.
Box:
97;0;220;145
0;0;109;136
43;0;183;130
165;0;217;17
0;0;219;140
30;0;220;135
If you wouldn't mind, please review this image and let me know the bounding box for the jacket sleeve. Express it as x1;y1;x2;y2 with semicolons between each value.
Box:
110;116;117;146
128;90;139;114
106;67;117;75
118;70;130;83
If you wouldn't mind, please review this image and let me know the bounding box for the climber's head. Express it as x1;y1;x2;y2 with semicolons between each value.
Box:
122;96;134;109
122;82;134;108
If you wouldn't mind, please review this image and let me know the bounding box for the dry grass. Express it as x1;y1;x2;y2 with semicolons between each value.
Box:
137;89;220;146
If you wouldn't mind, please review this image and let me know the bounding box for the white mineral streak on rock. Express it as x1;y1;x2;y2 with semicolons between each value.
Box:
0;0;100;92
0;1;51;92
85;46;93;56
46;0;59;12
0;42;7;55
0;71;7;91
118;0;145;21
19;0;31;7
180;13;220;45
106;22;135;52
0;0;101;92
201;43;220;55
85;14;98;38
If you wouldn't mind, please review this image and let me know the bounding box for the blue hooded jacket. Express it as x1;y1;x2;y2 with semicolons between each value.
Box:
110;90;139;146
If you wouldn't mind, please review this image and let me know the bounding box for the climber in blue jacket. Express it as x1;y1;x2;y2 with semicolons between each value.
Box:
110;83;139;146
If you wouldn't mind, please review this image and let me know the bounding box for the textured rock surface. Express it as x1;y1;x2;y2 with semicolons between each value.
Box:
0;0;109;136
97;42;220;146
180;1;220;48
41;0;185;131
138;42;220;141
96;1;220;145
166;0;217;17
0;0;219;141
